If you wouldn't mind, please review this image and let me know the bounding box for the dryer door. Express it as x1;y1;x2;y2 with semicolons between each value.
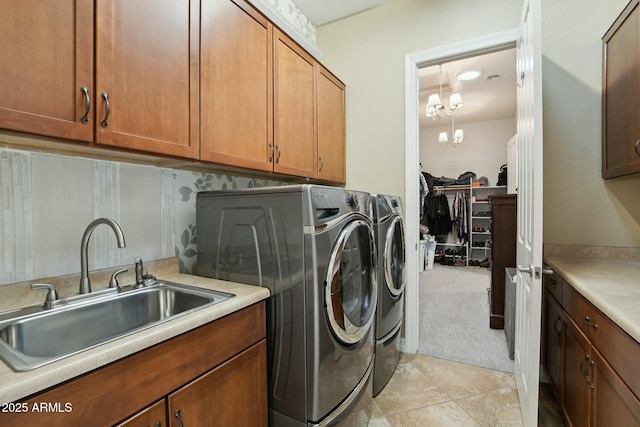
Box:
325;218;377;346
384;215;406;297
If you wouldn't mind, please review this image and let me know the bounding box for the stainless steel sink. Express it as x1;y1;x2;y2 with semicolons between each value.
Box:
0;281;234;371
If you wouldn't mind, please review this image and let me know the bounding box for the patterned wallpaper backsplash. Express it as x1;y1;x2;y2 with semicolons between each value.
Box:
0;148;282;286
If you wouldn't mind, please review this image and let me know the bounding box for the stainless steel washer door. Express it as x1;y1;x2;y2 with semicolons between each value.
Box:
325;218;377;346
384;215;406;298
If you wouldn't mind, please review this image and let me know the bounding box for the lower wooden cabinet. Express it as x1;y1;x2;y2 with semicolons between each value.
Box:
116;400;166;427
0;302;266;427
542;271;640;427
562;314;591;427
168;340;267;427
590;347;640;426
542;288;563;397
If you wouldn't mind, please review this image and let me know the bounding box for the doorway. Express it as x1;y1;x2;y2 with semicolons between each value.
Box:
417;47;517;372
403;28;520;357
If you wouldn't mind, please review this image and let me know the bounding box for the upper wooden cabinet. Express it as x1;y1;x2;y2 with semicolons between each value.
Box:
0;0;346;182
273;29;317;178
317;65;346;183
95;0;200;159
602;0;640;179
200;0;273;171
0;0;94;142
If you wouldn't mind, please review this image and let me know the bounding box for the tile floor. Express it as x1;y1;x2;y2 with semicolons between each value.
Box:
370;353;523;426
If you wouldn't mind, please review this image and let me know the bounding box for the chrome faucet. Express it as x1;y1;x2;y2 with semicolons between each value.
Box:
79;218;126;294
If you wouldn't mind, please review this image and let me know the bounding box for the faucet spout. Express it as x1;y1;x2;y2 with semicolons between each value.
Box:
79;218;126;294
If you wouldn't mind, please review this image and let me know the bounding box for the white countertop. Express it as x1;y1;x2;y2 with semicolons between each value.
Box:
544;253;640;344
0;273;269;404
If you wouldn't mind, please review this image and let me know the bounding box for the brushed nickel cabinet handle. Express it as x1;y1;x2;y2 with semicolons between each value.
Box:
80;86;90;124
579;354;591;384
268;142;274;162
174;409;184;427
319;156;324;172
583;316;598;330
635;139;640;157
275;144;281;163
100;92;110;128
553;316;562;335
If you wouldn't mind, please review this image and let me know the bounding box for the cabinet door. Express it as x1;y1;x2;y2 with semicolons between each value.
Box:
95;0;199;159
168;340;267;427
0;0;94;142
562;314;591;427
317;65;346;183
602;0;640;178
115;400;166;427
590;347;640;427
273;29;317;177
543;290;563;397
200;0;273;171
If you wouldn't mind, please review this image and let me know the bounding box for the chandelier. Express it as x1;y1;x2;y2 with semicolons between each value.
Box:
426;65;464;146
426;65;463;120
438;116;464;147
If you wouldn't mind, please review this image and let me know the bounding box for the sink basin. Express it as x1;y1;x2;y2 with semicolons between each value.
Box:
0;281;234;371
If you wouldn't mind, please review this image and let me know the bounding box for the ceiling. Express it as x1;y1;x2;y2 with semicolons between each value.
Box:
419;48;517;129
293;0;388;26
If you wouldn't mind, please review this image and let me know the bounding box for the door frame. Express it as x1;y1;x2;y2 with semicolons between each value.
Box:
403;28;520;354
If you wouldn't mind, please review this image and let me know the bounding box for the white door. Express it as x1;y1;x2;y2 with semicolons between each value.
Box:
514;0;544;426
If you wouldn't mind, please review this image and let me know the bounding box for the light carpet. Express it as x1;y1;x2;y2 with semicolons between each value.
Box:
417;263;514;373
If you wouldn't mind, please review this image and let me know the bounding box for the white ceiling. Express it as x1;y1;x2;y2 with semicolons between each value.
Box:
290;1;516;129
293;0;388;26
419;48;517;129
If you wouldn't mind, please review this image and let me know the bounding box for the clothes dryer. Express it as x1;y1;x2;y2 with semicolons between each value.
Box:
196;185;377;426
371;194;406;396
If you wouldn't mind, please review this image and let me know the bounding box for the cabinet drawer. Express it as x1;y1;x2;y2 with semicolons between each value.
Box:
544;269;563;304
564;284;640;399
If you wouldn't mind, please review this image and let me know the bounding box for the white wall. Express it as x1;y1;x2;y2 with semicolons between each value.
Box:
317;0;640;247
420;118;515;187
541;0;640;246
316;0;522;198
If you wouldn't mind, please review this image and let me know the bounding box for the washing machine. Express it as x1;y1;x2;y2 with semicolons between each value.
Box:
196;185;377;426
371;194;406;396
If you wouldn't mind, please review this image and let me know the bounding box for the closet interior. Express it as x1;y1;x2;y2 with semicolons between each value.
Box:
417;46;518;372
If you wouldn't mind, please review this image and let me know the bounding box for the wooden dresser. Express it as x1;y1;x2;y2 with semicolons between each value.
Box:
488;194;517;329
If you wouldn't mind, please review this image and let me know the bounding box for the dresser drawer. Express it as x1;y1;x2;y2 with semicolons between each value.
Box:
564;284;640;399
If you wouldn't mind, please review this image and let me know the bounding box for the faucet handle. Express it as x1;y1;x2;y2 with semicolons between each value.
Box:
134;257;144;287
109;267;129;290
31;283;59;309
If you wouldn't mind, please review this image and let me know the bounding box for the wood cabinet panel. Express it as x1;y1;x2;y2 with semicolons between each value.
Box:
0;0;94;142
563;282;640;399
200;0;273;171
95;0;199;158
590;347;640;427
562;314;590;427
273;29;317;177
602;0;640;178
115;400;166;427
488;194;517;329
317;65;346;183
542;288;563;397
0;302;265;426
168;340;267;427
